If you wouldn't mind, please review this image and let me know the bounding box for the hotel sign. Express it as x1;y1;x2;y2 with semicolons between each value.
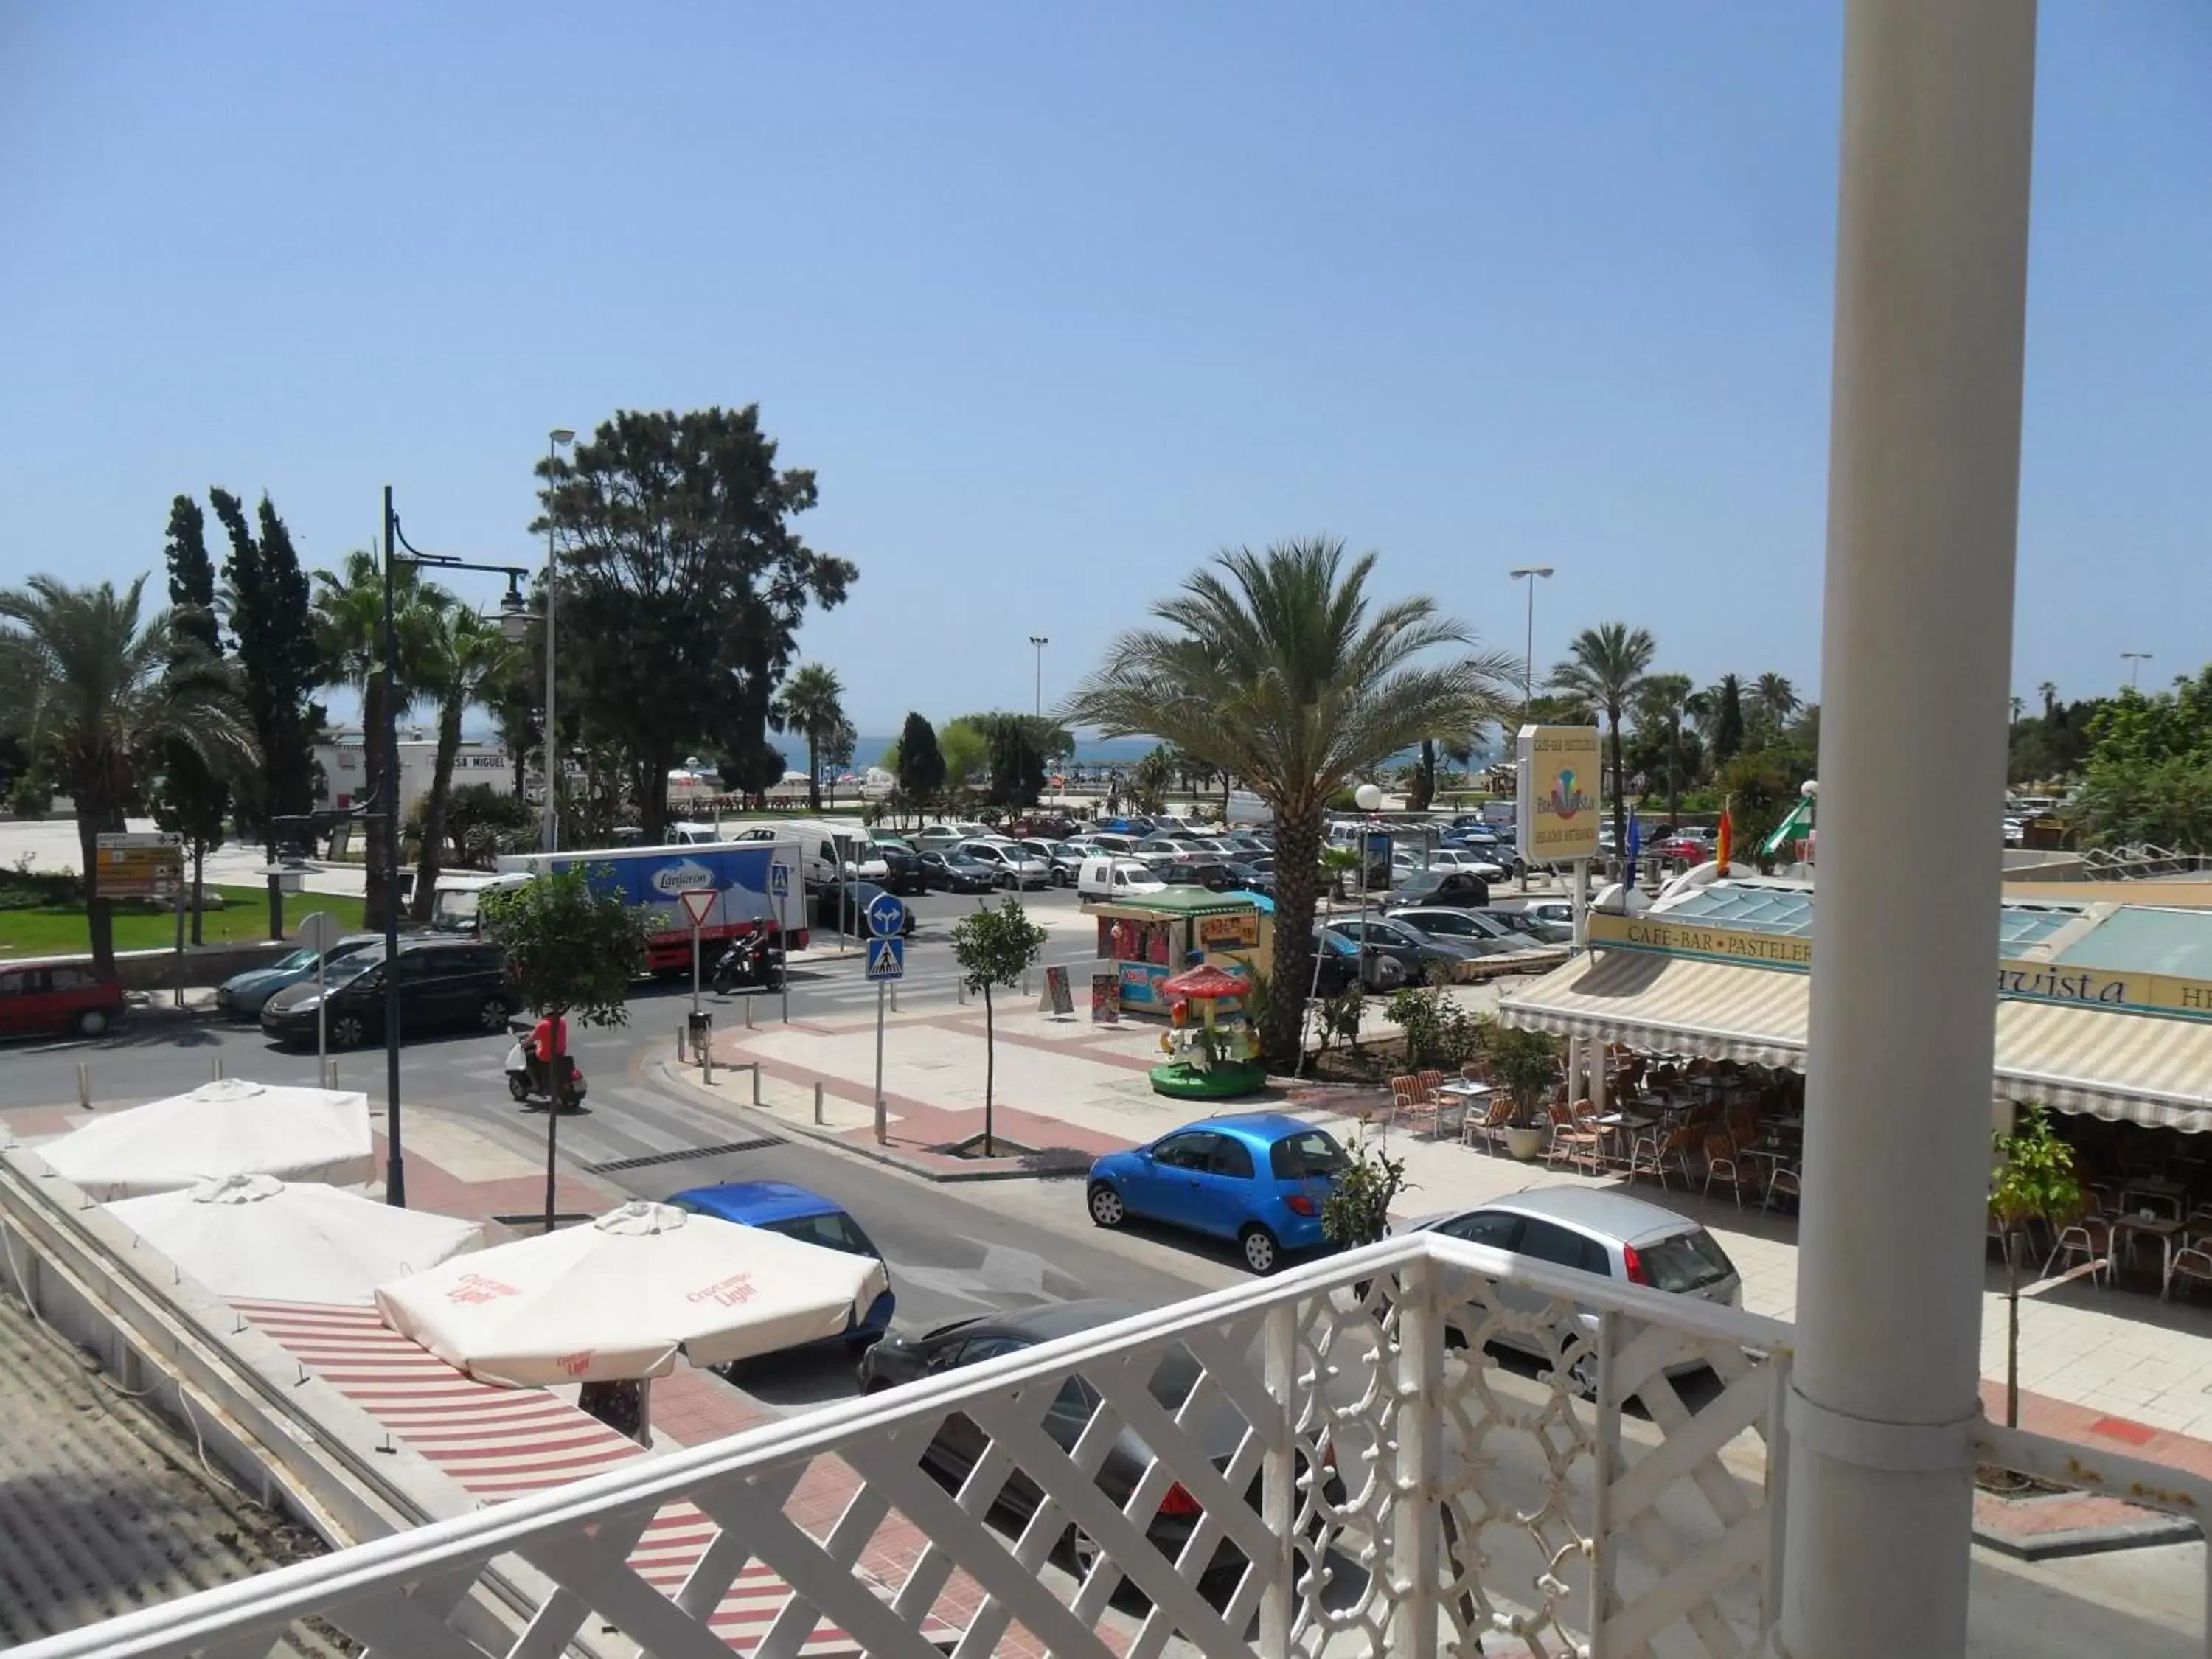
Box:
1587;911;2212;1021
1517;725;1602;866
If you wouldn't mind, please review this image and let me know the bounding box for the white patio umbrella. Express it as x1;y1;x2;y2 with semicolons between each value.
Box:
106;1175;481;1305
38;1079;374;1199
375;1200;889;1386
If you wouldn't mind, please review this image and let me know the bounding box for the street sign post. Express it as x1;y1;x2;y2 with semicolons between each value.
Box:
866;891;905;940
866;934;905;1147
678;888;718;1015
295;911;341;1077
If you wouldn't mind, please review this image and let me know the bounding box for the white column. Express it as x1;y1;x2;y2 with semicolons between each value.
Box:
1783;4;2037;1658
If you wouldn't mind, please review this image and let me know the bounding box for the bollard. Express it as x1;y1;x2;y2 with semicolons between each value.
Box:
324;1060;338;1091
702;1041;714;1088
958;978;967;1004
678;1023;688;1064
889;983;898;1012
751;1065;761;1107
745;997;754;1029
212;1057;223;1082
77;1062;91;1110
814;1082;824;1125
1022;971;1031;998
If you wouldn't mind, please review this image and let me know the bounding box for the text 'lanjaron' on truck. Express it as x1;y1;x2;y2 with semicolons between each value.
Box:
433;836;808;975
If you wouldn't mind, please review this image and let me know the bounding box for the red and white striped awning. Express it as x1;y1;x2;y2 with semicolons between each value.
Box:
1498;951;2212;1133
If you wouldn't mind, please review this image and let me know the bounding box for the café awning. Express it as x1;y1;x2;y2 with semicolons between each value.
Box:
1498;951;2212;1133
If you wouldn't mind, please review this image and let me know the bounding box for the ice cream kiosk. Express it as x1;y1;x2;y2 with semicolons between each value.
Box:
1089;888;1272;1015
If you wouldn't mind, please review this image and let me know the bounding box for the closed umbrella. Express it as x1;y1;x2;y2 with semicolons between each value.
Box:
106;1175;481;1305
38;1079;373;1199
375;1200;888;1386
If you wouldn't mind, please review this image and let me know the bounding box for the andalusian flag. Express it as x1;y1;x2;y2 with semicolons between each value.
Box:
1716;804;1734;872
1761;791;1816;860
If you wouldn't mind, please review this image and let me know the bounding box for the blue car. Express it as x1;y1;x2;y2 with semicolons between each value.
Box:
666;1180;896;1348
1085;1114;1350;1275
214;936;381;1018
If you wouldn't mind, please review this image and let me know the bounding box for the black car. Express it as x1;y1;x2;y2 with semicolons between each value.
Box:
856;1301;1337;1573
815;880;916;937
1158;859;1244;893
918;850;1000;894
870;838;929;896
260;940;520;1048
1380;869;1491;911
1321;917;1482;984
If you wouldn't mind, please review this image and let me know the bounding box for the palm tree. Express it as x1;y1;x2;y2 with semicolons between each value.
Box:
311;552;450;930
774;664;845;812
1065;538;1514;1062
410;608;519;924
0;575;257;973
2008;695;2025;726
1709;672;1746;767
1753;672;1801;731
1639;672;1694;826
1548;622;1657;863
2038;681;2058;723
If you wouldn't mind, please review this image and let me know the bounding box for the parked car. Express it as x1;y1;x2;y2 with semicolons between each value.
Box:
214;936;383;1018
871;835;930;896
1085;1116;1350;1274
1042;841;1091;886
1380;869;1492;910
260;940;518;1048
1472;905;1573;945
856;1301;1342;1573
1085;831;1141;859
0;961;125;1040
1157;858;1245;893
1385;908;1551;960
1310;924;1405;992
1428;847;1507;880
1323;916;1485;983
918;849;1000;894
814;881;915;937
1077;855;1166;900
667;1180;895;1348
1133;836;1197;868
1006;814;1077;841
1394;1187;1742;1392
957;840;1051;890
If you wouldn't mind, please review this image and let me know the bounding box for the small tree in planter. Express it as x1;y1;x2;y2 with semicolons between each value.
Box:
1478;1020;1566;1160
948;897;1048;1156
1989;1105;2083;1430
481;863;650;1232
1321;1128;1409;1251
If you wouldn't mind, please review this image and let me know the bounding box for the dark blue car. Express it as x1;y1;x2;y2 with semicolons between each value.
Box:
666;1180;896;1348
1085;1114;1350;1275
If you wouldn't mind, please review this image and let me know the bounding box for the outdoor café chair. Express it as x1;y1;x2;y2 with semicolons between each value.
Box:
1702;1133;1750;1211
1464;1093;1515;1155
1763;1161;1803;1214
2171;1246;2212;1302
1546;1099;1604;1175
2043;1208;2112;1288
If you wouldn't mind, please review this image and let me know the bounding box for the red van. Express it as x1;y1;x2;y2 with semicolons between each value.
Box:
0;962;125;1039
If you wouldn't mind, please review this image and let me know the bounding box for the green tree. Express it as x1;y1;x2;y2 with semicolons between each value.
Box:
1989;1105;2083;1429
410;608;518;924
894;711;947;810
1634;672;1696;825
819;717;857;808
1752;672;1801;735
215;490;322;937
947;897;1048;1155
311;549;451;931
1067;538;1513;1063
1127;744;1175;814
152;495;232;942
1411;736;1474;813
1548;622;1656;865
1708;673;1746;768
0;575;257;973
1320;1133;1408;1249
481;865;651;1231
535;407;855;840
938;717;990;804
774;663;846;811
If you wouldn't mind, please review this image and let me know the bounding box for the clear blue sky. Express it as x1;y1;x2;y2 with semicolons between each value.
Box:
4;4;2206;733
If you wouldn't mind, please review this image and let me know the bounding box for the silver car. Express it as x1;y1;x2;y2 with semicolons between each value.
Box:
956;839;1051;890
1397;1186;1742;1393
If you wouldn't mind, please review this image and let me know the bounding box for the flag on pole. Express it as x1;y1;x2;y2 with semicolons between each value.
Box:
1761;793;1815;860
1716;804;1733;872
1626;812;1642;872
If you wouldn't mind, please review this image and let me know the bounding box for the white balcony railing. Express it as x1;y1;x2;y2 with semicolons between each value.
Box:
14;1232;1804;1659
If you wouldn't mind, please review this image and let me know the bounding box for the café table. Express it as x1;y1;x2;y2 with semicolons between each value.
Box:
2113;1212;2188;1299
1431;1079;1492;1141
2120;1177;2187;1220
1593;1111;1658;1174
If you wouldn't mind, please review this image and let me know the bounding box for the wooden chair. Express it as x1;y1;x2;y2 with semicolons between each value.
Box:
2171;1246;2212;1301
1413;1069;1450;1137
1546;1099;1604;1175
1702;1133;1750;1210
2042;1207;2111;1287
1464;1093;1515;1155
1763;1161;1802;1214
1386;1074;1424;1134
1644;1123;1699;1191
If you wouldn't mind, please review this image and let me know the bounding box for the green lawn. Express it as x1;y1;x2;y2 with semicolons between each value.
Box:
0;886;368;959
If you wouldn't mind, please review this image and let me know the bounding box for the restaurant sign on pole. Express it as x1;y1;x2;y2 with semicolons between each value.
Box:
95;832;184;900
1516;725;1603;867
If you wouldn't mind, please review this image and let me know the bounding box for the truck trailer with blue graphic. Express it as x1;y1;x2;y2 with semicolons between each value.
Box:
487;838;807;973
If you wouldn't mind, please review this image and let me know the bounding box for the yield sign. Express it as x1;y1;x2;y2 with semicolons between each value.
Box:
678;888;718;928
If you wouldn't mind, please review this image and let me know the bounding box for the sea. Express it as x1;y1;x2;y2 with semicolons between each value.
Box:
774;732;1491;774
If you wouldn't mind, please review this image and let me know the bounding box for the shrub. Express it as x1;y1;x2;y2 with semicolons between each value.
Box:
1321;1133;1409;1248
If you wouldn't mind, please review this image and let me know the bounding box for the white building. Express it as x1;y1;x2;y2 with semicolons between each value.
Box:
314;728;515;823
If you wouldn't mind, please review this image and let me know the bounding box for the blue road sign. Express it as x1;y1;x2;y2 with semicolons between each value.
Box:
866;937;905;981
769;864;790;898
866;891;905;939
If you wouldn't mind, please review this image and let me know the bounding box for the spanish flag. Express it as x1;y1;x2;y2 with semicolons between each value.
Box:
1716;804;1733;872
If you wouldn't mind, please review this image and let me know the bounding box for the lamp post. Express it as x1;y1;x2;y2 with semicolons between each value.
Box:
543;428;575;850
1509;567;1553;892
1029;635;1048;717
2121;650;2152;690
379;485;535;1208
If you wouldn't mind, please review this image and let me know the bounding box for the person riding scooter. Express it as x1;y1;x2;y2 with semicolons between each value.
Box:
710;927;785;995
504;1011;587;1107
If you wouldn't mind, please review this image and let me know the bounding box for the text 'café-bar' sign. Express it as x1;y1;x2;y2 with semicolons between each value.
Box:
1586;911;2212;1021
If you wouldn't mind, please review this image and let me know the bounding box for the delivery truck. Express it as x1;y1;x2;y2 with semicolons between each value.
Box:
483;838;808;974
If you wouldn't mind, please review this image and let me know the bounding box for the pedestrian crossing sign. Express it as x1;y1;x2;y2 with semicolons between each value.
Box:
866;937;905;981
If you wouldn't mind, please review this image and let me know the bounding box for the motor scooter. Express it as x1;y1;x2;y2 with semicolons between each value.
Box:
710;929;785;995
504;1023;588;1107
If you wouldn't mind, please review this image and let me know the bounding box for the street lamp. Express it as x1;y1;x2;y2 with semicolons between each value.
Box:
2121;650;2152;689
544;428;575;851
1029;635;1049;717
378;484;537;1208
1509;566;1554;726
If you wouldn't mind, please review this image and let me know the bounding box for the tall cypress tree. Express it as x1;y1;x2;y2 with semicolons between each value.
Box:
214;488;323;937
151;495;232;942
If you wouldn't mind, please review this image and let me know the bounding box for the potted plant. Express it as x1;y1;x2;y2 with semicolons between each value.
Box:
1478;1019;1565;1161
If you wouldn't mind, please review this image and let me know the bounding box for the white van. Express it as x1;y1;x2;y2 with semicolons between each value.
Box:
723;818;888;888
1078;855;1166;901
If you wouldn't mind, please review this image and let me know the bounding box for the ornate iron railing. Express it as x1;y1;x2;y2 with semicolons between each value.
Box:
15;1232;1800;1659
